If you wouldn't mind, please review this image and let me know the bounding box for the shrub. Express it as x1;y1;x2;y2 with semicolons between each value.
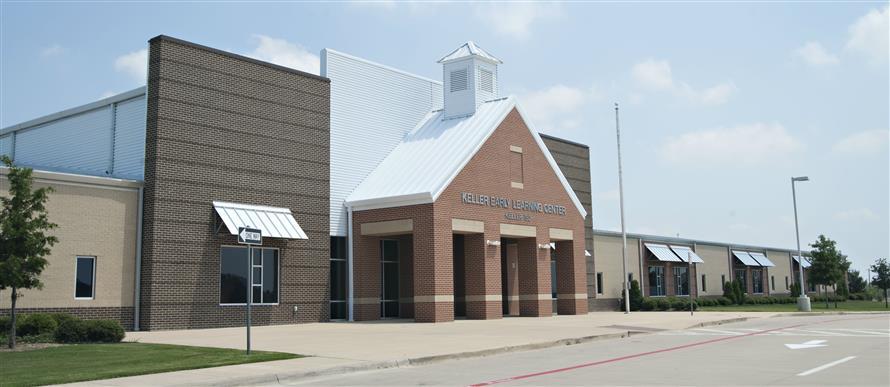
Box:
84;320;125;343
790;282;801;298
18;313;58;337
48;313;77;327
629;280;643;311
718;297;732;306
641;298;656;311
671;298;688;311
656;298;670;311
0;316;10;333
55;319;88;343
733;281;745;305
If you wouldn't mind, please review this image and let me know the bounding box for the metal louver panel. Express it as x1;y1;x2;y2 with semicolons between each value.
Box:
732;250;761;267
749;252;775;267
670;245;705;263
213;201;308;240
645;243;683;262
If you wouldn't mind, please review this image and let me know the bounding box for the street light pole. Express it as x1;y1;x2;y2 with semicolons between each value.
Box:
615;103;630;314
792;176;811;312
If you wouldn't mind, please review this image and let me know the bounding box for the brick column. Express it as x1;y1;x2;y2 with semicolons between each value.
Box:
352;232;381;321
413;214;454;322
556;240;587;314
464;230;502;320
518;237;552;317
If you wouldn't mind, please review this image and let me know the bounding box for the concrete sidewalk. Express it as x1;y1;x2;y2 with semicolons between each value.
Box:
68;312;777;386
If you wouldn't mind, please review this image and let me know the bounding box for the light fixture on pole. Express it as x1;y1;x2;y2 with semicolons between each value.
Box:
791;176;811;312
615;103;630;314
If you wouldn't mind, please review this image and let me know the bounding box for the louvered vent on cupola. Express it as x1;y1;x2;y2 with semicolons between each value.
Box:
438;42;502;119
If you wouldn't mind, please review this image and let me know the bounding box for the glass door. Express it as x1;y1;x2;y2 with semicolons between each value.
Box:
380;239;400;318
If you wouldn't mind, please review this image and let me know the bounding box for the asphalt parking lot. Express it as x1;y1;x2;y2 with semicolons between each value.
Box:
284;314;890;386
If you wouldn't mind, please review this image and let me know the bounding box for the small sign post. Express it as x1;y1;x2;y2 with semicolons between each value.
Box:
238;227;262;355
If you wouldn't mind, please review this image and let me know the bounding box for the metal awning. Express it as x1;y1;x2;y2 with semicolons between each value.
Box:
793;255;811;268
645;243;682;262
749;252;775;267
670;245;705;263
732;250;761;266
585;250;591;257
213;201;308;240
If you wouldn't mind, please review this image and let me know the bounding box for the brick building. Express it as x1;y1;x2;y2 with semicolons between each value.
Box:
0;36;823;330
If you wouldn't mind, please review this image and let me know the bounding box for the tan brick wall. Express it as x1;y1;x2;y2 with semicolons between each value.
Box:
767;250;792;295
695;244;731;297
591;235;641;299
0;177;138;311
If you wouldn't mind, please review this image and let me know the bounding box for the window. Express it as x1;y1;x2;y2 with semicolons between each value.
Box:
330;237;348;320
785;276;789;290
596;272;603;294
450;68;468;92
74;256;96;299
220;246;279;305
734;269;747;294
509;146;524;187
628;273;634;284
771;275;775;291
673;267;689;296
648;266;665;296
380;240;399;318
752;269;763;294
551;259;558;299
701;274;707;293
721;274;726;288
478;67;494;92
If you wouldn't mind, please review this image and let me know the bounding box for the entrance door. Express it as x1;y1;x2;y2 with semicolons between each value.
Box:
501;242;519;316
380;239;399;318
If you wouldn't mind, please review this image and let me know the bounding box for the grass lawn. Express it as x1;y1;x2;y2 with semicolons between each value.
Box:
700;300;890;312
0;342;300;387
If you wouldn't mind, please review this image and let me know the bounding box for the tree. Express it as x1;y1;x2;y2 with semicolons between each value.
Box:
628;279;643;311
847;270;867;294
0;156;58;349
871;258;890;308
808;235;848;309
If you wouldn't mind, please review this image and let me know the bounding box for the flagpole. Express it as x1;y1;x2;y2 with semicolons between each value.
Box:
615;103;630;314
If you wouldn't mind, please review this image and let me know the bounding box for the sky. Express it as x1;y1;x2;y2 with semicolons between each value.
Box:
1;2;888;276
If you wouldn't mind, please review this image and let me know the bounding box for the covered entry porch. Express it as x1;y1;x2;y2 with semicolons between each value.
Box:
352;209;587;323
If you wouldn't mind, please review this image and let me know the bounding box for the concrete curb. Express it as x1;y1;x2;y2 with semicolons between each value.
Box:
773;311;890;317
212;331;633;386
685;316;751;329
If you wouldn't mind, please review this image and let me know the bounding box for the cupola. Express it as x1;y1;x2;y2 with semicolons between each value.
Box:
438;42;502;119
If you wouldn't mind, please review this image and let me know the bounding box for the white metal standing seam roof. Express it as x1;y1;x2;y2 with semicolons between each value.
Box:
669;245;705;263
344;96;587;219
437;41;502;64
732;250;761;266
793;255;812;268
748;252;776;267
213;201;308;240
645;243;683;262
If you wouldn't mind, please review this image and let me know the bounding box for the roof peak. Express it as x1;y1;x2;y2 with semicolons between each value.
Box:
437;41;502;64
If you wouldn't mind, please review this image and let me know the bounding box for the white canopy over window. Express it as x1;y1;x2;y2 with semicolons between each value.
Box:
793;255;812;268
213;201;308;240
732;250;761;267
748;252;776;267
670;245;705;263
645;243;682;262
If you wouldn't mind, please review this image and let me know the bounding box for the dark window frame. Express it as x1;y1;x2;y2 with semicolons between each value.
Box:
219;246;280;306
330;236;348;320
74;256;96;300
648;266;665;297
596;272;604;295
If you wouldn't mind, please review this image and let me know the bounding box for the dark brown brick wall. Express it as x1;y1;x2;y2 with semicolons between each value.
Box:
140;35;330;330
1;307;134;329
540;134;595;309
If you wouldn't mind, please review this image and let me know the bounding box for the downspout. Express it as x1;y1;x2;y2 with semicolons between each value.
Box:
133;186;144;331
347;205;355;322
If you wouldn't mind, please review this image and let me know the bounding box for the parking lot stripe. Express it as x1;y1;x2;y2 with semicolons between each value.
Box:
797;356;856;376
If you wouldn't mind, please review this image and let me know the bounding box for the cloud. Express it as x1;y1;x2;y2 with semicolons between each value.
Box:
520;84;597;132
114;48;148;82
834;208;879;222
832;129;890;155
474;3;561;39
631;59;736;105
660;122;804;166
40;44;64;58
846;5;889;64
246;35;319;74
795;41;839;66
632;59;674;90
